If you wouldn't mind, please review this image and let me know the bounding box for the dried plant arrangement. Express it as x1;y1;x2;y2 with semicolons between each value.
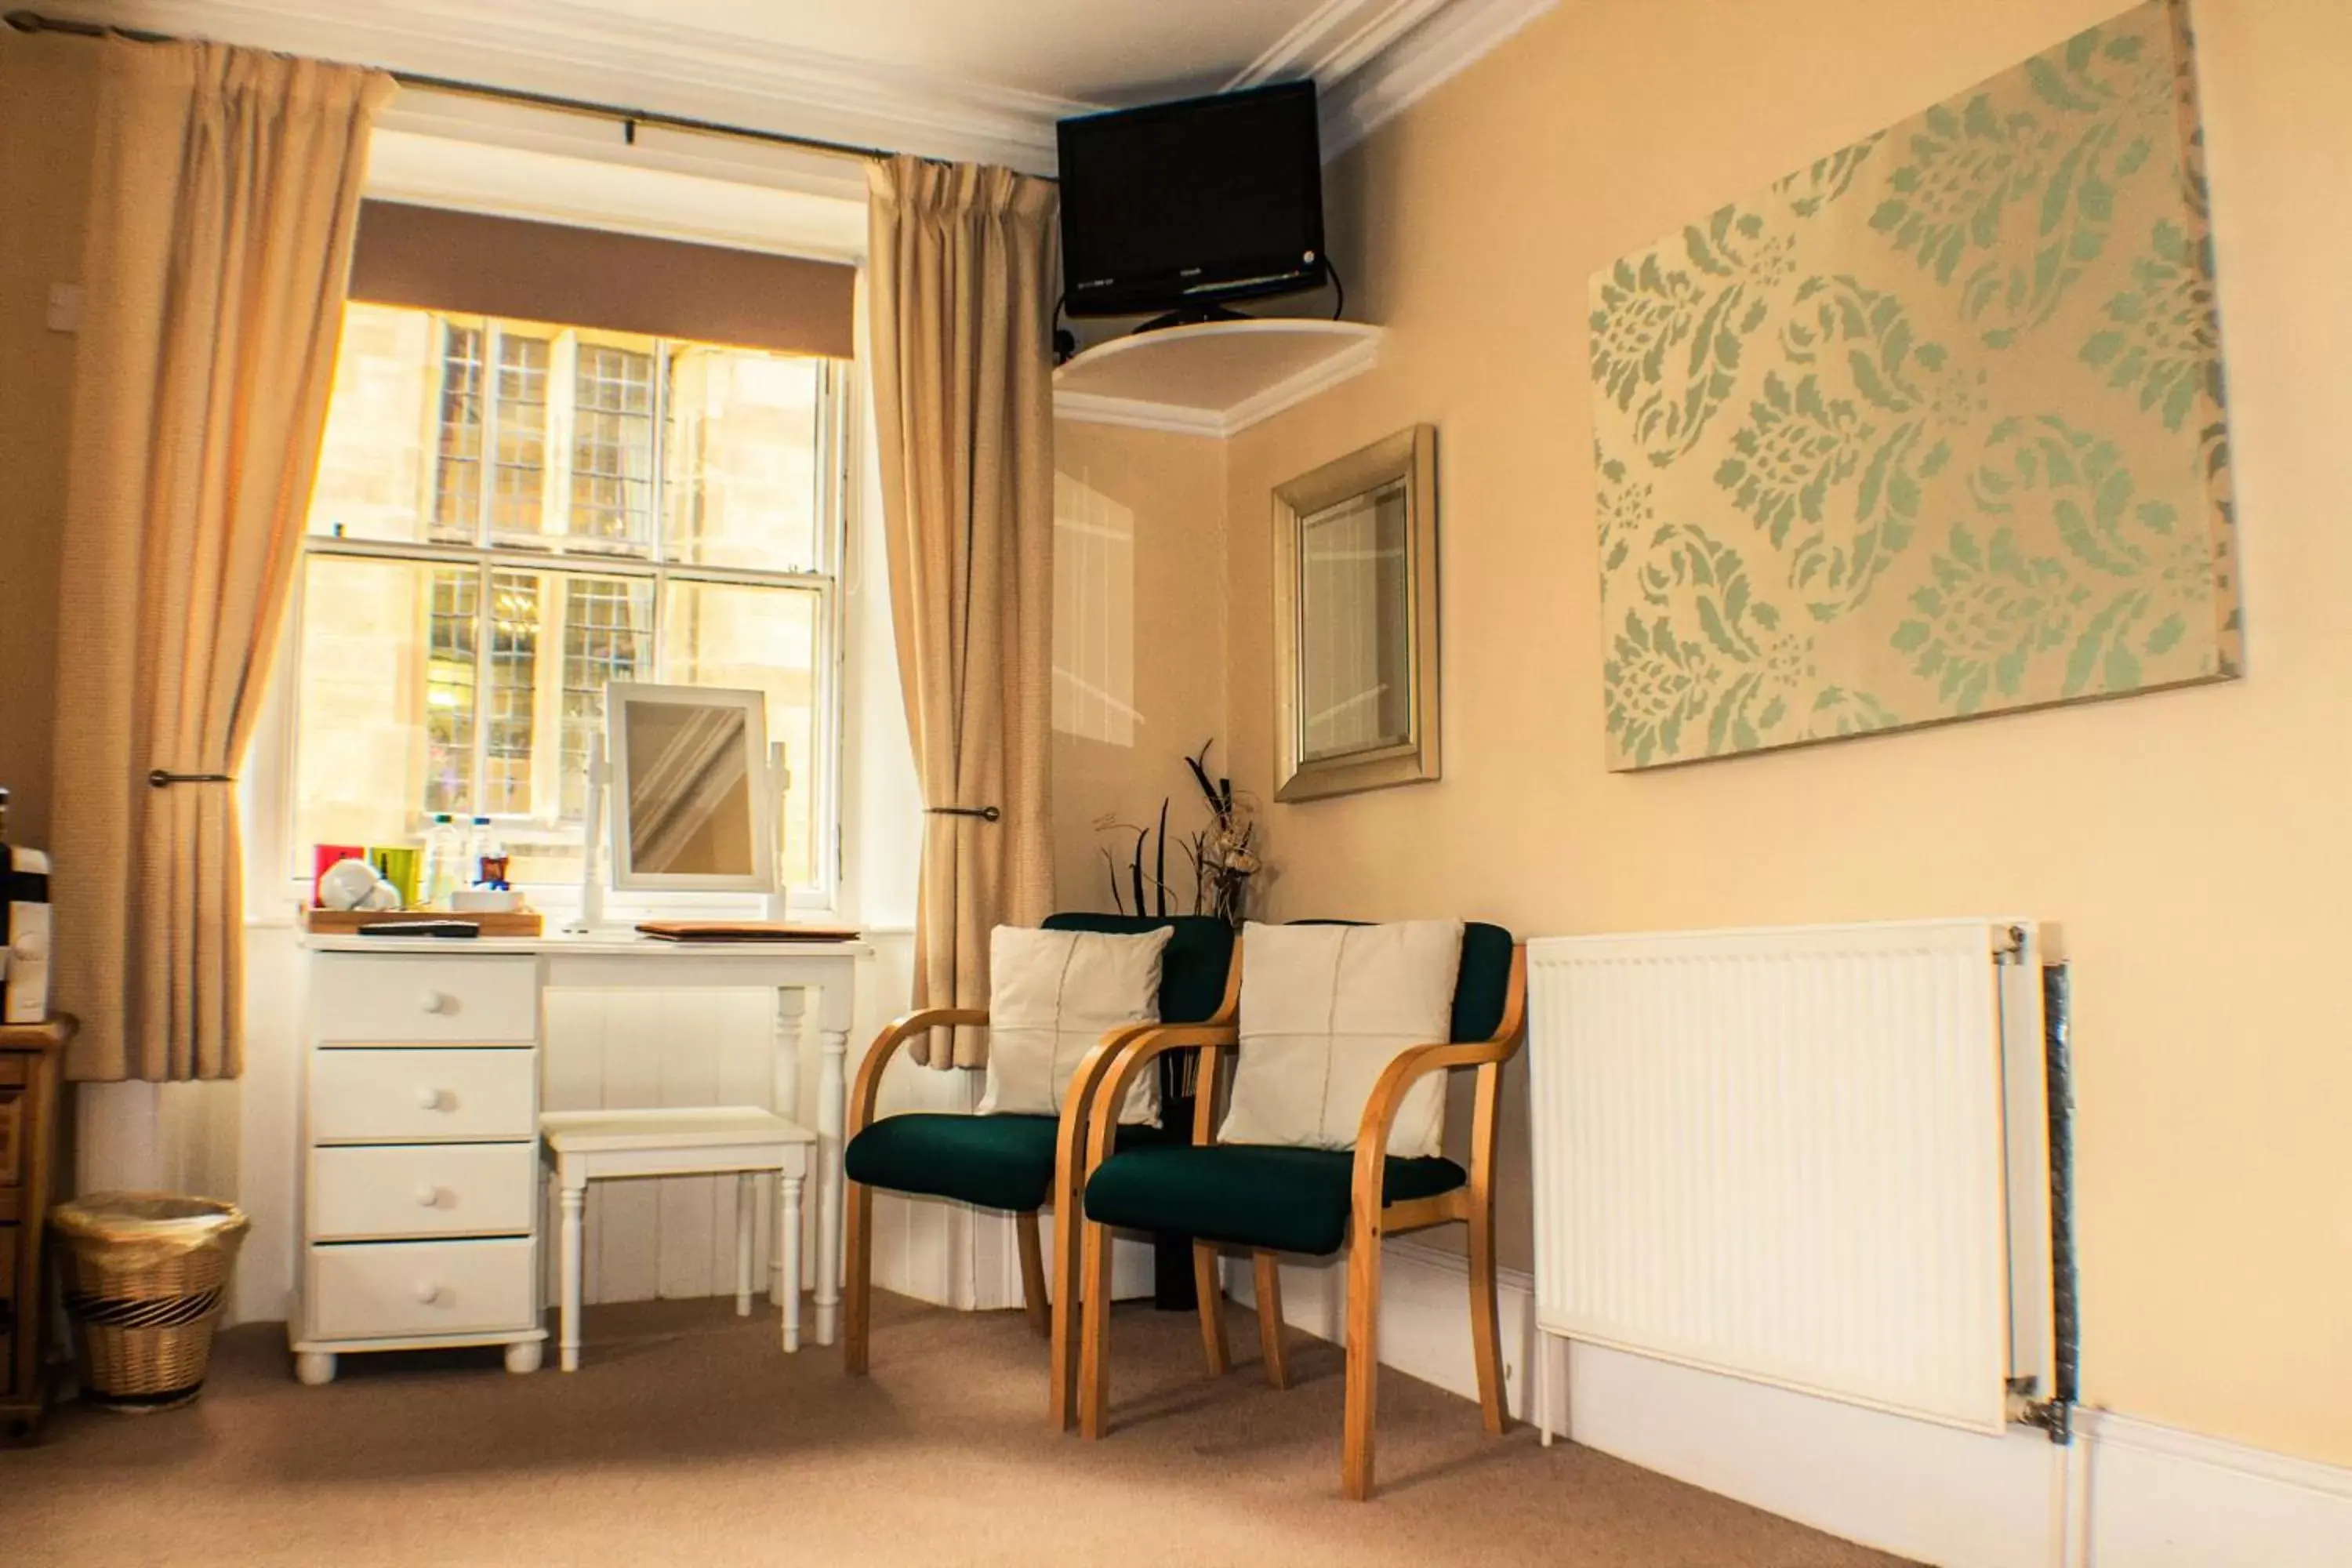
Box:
1095;739;1262;929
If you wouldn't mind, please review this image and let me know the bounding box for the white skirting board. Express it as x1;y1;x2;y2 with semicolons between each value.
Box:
1228;1240;2352;1568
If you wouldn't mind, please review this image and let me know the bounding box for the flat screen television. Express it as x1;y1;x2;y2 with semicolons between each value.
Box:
1057;82;1327;324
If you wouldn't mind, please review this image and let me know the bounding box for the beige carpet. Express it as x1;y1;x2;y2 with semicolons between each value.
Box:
3;1291;1911;1566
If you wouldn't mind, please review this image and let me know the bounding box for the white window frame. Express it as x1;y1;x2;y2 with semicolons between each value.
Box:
274;313;856;920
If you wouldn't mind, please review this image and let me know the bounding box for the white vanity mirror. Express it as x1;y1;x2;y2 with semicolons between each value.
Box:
572;683;784;930
608;683;773;891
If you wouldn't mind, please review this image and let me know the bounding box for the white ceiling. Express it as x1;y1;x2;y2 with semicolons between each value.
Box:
31;0;1557;172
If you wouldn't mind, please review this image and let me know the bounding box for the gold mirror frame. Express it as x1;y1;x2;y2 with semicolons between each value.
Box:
1272;424;1440;803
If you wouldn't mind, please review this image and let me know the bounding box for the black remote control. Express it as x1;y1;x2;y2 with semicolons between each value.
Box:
357;920;481;938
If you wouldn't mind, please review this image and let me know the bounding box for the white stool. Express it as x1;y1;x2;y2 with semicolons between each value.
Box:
539;1107;816;1372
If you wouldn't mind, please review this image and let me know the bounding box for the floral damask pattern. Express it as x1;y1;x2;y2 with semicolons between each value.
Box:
1591;0;2239;770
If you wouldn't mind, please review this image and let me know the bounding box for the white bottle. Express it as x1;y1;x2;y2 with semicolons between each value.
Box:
420;813;463;908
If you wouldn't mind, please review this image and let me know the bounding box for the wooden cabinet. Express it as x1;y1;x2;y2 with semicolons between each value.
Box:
0;1016;70;1443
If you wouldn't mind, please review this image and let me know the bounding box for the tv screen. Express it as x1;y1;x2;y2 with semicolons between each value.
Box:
1057;82;1327;321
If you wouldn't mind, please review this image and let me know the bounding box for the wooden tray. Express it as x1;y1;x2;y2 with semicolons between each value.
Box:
300;908;545;938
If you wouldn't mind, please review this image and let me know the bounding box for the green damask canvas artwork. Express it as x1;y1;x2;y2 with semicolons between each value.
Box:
1591;0;2238;770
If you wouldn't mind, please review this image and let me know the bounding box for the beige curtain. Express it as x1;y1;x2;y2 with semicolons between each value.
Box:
866;155;1058;1068
51;39;393;1082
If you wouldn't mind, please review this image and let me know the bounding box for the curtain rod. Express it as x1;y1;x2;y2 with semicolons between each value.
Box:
2;8;912;166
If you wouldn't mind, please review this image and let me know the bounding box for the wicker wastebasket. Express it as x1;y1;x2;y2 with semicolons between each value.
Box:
50;1193;249;1413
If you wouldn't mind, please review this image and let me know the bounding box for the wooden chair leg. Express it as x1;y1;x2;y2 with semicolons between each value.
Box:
1192;1242;1229;1375
1050;1203;1082;1431
1253;1250;1290;1390
1016;1210;1051;1338
1078;1214;1116;1439
843;1178;873;1374
1341;1236;1383;1501
1467;1187;1508;1435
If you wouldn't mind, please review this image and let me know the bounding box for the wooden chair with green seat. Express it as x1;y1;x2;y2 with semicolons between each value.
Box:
1073;920;1526;1499
840;913;1240;1428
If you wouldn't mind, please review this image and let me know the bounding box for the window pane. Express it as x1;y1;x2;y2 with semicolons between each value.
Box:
490;329;549;543
557;575;654;823
308;304;437;543
663;350;823;572
293;554;441;856
424;567;478;814
570;343;656;549
485;570;542;818
662;581;821;886
432;322;484;541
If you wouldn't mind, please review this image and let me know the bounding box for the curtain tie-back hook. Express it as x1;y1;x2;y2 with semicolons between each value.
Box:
924;804;1000;822
148;769;235;788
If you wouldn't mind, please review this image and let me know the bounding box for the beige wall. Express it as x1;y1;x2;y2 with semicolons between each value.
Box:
0;33;97;847
1155;0;2352;1468
1049;419;1230;915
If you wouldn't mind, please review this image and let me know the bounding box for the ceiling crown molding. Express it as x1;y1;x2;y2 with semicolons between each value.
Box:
27;0;1561;173
1318;0;1559;159
1226;0;1453;93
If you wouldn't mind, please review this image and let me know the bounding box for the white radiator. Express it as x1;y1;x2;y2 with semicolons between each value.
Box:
1527;919;2053;1434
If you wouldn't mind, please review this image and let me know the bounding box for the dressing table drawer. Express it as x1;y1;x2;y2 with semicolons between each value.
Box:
310;1143;536;1241
310;1047;536;1144
311;954;538;1044
307;1237;536;1341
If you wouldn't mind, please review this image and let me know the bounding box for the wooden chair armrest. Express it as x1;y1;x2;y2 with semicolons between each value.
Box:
1073;943;1248;1167
1350;946;1528;1225
1187;938;1248;1142
1080;1023;1243;1181
1060;947;1246;1206
848;1007;990;1140
1054;1021;1172;1192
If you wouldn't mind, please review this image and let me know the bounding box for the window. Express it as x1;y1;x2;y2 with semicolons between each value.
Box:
296;303;846;895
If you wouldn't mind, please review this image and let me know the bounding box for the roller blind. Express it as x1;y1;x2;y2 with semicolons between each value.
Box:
347;201;855;359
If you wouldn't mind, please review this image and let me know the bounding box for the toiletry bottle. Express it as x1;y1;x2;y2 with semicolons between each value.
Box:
421;813;463;908
474;819;510;890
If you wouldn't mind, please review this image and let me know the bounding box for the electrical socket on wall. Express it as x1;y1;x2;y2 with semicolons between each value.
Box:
47;284;82;333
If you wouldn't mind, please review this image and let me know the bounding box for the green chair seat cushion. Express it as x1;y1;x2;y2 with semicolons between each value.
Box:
1083;1143;1467;1257
846;1112;1185;1214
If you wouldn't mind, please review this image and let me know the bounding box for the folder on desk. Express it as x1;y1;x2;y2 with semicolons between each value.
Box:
634;921;861;942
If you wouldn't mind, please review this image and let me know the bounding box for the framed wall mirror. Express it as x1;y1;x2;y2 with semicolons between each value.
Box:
1272;425;1440;802
606;682;775;892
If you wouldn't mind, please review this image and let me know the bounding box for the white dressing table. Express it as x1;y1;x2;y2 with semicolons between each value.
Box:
288;929;867;1383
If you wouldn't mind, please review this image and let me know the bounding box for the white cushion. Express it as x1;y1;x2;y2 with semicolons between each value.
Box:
977;924;1173;1124
1218;920;1464;1158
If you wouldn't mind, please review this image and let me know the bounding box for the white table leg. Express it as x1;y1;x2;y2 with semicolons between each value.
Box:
780;1167;804;1353
735;1172;755;1317
815;1025;848;1347
559;1181;585;1373
771;987;806;1303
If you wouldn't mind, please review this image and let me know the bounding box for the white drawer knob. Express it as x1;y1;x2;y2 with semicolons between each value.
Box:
416;1087;449;1111
414;1282;445;1305
414;1185;442;1208
418;990;449;1014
